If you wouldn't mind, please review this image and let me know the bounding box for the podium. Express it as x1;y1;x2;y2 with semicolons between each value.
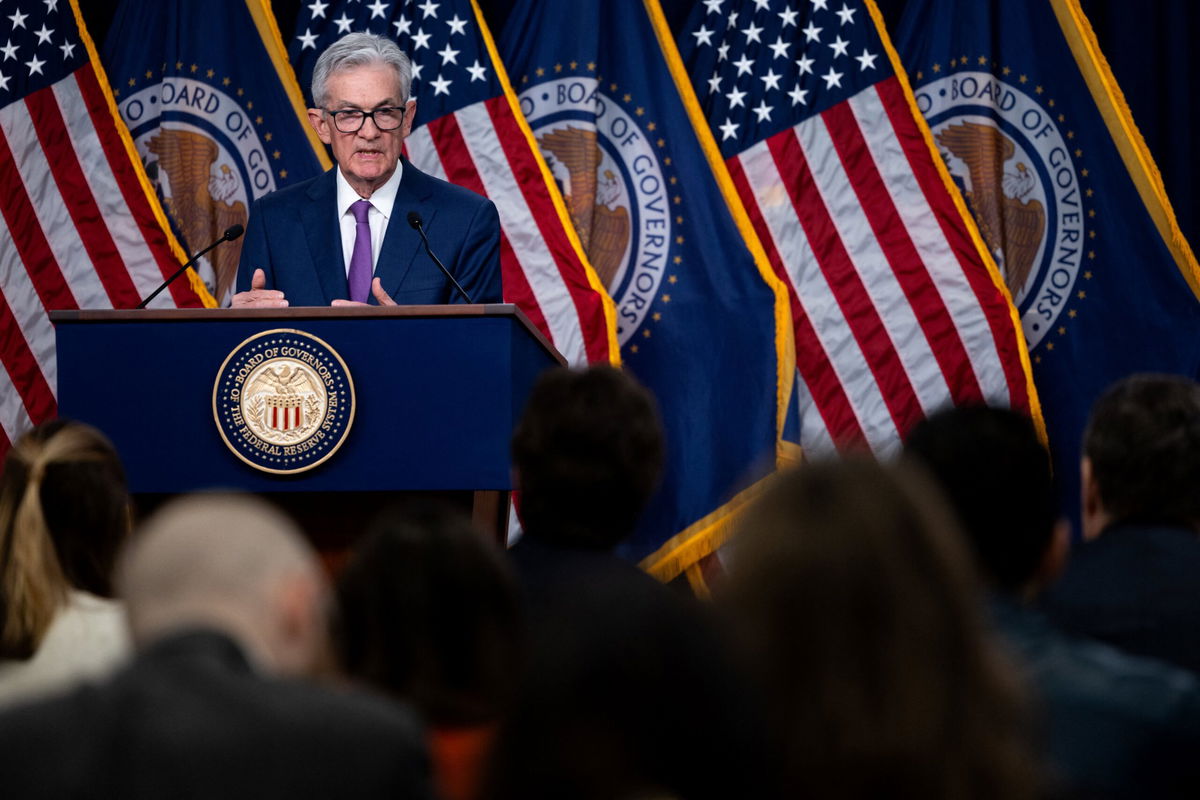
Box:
50;305;563;549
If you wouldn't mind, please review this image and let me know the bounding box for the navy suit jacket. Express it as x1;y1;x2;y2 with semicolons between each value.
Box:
0;629;433;799
1042;523;1200;676
991;596;1200;797
236;161;501;306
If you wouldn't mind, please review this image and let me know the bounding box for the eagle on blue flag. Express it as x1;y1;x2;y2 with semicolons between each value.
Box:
102;0;330;305
896;0;1200;534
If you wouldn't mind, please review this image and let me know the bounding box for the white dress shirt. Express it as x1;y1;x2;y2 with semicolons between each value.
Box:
335;163;403;277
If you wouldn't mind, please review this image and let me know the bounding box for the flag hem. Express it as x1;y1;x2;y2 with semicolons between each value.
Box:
640;473;773;582
642;0;796;445
866;0;1046;442
684;563;713;599
1048;0;1200;303
470;0;622;365
69;0;216;308
638;0;796;580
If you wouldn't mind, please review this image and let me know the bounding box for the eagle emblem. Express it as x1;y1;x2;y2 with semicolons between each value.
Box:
935;121;1046;296
538;126;630;290
148;129;249;303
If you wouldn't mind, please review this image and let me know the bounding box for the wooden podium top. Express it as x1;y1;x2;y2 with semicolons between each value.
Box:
50;303;565;365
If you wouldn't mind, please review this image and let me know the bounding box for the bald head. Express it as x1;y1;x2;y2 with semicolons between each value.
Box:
118;494;327;675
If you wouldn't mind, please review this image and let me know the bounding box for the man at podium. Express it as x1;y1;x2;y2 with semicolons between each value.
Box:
233;33;501;308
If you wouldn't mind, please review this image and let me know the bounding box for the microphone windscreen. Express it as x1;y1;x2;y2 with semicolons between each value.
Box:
224;224;245;241
407;211;422;229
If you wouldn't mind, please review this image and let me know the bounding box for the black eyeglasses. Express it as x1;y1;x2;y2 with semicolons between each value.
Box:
324;106;406;133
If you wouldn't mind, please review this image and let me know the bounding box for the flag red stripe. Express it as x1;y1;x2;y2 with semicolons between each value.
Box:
498;232;551;335
27;86;142;309
821;99;985;408
0;129;77;315
767;127;924;437
0;288;56;424
726;154;868;449
425;111;553;343
482;96;612;364
426;112;488;195
73;66;201;308
875;77;1029;411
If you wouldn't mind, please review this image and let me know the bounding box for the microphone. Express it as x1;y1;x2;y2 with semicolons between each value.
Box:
407;211;473;304
136;224;245;309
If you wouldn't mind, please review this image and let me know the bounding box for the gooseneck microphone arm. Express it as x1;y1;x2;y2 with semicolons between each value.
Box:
135;224;245;309
406;211;474;304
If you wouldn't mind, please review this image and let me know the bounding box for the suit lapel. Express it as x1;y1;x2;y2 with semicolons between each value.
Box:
300;170;348;304
373;160;435;304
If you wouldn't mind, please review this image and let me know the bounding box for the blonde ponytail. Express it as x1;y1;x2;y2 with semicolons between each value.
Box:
0;424;111;658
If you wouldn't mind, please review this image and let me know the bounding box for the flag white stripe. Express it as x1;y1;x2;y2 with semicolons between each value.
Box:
737;138;896;450
0;349;32;446
0;212;57;391
53;78;175;308
849;87;1011;405
0;102;111;311
405;125;450;182
791;368;839;456
796;110;952;418
453;103;588;365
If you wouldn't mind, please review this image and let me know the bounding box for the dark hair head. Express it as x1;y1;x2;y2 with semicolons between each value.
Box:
334;503;523;725
727;458;1036;799
1083;374;1200;530
511;366;663;549
1;420;130;658
903;406;1055;592
484;553;766;800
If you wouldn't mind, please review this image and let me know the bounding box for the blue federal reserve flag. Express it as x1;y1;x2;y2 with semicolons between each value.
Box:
896;0;1200;533
102;0;330;305
499;0;795;579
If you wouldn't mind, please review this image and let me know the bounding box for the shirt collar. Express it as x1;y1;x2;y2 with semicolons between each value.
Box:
335;160;403;220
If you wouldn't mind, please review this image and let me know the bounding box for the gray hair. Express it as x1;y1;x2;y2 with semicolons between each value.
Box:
117;493;322;651
311;32;412;109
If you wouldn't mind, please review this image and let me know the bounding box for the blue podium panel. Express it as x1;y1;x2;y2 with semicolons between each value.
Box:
51;306;561;494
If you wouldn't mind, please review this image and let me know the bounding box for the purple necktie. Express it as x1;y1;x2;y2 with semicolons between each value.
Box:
347;199;373;303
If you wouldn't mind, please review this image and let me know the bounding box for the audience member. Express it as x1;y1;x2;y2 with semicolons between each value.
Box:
725;459;1038;800
507;364;664;610
1041;374;1200;675
907;406;1200;797
483;548;770;800
0;494;431;799
487;365;769;799
0;420;131;706
336;504;522;800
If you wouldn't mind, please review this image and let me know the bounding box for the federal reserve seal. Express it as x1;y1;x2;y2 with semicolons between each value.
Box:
213;330;355;474
517;72;680;347
914;71;1092;350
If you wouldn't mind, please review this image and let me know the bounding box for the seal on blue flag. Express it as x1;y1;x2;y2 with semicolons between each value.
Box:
914;70;1091;350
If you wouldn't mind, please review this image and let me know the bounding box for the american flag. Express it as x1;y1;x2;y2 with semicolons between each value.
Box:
680;0;1038;455
0;0;208;456
291;0;617;366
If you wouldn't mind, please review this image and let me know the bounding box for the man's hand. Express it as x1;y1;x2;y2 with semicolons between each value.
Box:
231;269;288;308
331;278;397;307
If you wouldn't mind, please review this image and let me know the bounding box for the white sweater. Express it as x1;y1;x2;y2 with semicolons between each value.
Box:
0;590;130;708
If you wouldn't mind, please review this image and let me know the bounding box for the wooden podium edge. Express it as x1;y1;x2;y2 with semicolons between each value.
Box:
50;303;566;366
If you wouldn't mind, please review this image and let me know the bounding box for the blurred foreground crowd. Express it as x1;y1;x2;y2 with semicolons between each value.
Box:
3;367;1200;799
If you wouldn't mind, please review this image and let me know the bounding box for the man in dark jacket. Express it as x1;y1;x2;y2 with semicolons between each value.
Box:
0;494;431;799
906;406;1200;798
1042;374;1200;675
